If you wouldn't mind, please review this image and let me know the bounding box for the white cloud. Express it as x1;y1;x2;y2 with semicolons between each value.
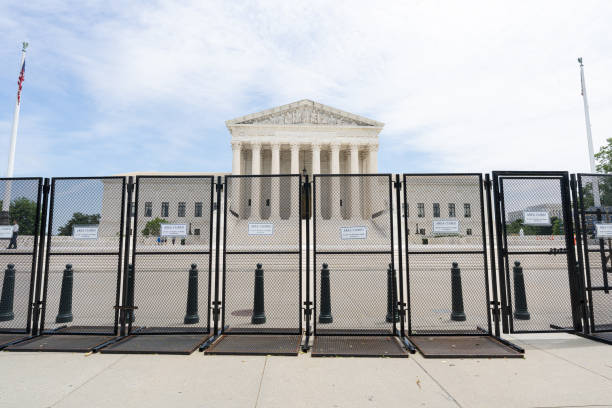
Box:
0;0;611;175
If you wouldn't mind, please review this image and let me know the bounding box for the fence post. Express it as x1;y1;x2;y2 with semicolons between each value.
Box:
184;264;199;324
513;261;530;320
125;264;135;324
56;264;74;323
0;264;16;321
386;264;399;322
319;263;333;323
451;262;466;321
251;263;266;324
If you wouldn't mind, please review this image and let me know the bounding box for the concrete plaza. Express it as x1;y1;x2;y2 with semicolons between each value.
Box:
0;332;610;408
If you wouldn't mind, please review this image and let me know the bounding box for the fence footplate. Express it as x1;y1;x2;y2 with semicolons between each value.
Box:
0;334;30;349
578;331;612;345
311;336;408;358
409;335;524;358
100;334;212;355
204;334;302;356
4;334;117;352
51;325;116;335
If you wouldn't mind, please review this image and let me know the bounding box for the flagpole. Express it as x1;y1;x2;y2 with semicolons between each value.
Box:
1;42;27;217
578;57;601;206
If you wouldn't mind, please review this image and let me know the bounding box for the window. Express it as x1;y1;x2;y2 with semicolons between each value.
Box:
178;202;186;217
194;202;202;217
194;228;200;236
448;203;456;218
464;203;471;218
161;202;169;217
144;202;152;217
466;228;472;236
417;203;425;218
433;203;440;218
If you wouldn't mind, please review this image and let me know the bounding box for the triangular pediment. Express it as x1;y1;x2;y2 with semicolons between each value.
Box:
226;99;383;127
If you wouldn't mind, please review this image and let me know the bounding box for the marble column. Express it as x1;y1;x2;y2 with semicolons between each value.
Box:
271;142;281;218
350;144;360;174
290;143;300;174
350;144;360;219
330;143;340;218
312;142;321;175
368;143;378;174
251;142;261;219
231;141;242;175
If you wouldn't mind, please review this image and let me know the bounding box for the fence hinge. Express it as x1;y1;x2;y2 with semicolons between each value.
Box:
397;302;406;316
303;301;313;316
43;184;50;193
215;183;223;193
212;300;221;318
127;182;134;193
484;179;492;190
393;180;402;189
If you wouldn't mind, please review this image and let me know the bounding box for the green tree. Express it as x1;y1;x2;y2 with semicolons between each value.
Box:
142;217;167;237
595;137;612;173
552;218;562;235
58;212;101;236
0;197;39;235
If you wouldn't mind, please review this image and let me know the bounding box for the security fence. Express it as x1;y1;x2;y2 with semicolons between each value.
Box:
1;171;606;353
575;173;612;337
0;178;44;335
493;172;581;333
221;175;302;335
37;177;127;336
128;176;214;334
402;174;492;336
312;174;396;336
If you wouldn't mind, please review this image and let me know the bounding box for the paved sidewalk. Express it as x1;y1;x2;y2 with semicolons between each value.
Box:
0;333;610;408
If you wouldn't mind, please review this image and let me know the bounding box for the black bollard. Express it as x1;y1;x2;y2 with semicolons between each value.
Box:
56;264;74;323
450;262;466;321
251;263;266;324
125;264;135;324
0;264;16;322
184;264;199;324
513;261;531;320
386;264;399;322
319;263;333;323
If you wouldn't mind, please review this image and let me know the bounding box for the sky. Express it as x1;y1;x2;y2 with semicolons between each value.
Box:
0;1;611;177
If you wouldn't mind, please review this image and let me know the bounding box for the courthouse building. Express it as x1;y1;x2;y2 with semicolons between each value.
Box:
99;99;483;243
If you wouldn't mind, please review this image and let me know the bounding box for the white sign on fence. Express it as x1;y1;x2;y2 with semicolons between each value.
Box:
595;223;612;238
523;211;551;226
160;224;188;237
72;225;99;240
248;222;274;236
432;219;460;234
340;226;368;240
0;226;12;239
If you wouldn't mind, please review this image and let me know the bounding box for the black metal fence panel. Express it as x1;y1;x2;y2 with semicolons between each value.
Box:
493;172;579;333
313;174;395;335
0;178;43;334
402;174;491;335
222;175;302;334
40;177;126;335
130;176;214;334
576;173;612;333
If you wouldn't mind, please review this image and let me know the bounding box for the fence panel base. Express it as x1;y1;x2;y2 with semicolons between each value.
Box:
205;334;302;356
311;336;407;357
100;333;212;355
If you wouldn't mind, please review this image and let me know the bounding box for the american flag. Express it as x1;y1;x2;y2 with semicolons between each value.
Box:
17;59;25;105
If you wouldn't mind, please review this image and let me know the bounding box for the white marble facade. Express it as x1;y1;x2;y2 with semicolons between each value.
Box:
226;100;383;176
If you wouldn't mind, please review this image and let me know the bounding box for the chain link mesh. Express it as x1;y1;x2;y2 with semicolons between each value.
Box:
577;174;612;333
403;175;490;334
313;175;394;335
223;175;302;334
498;176;574;332
132;176;213;333
42;177;125;334
0;178;42;333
